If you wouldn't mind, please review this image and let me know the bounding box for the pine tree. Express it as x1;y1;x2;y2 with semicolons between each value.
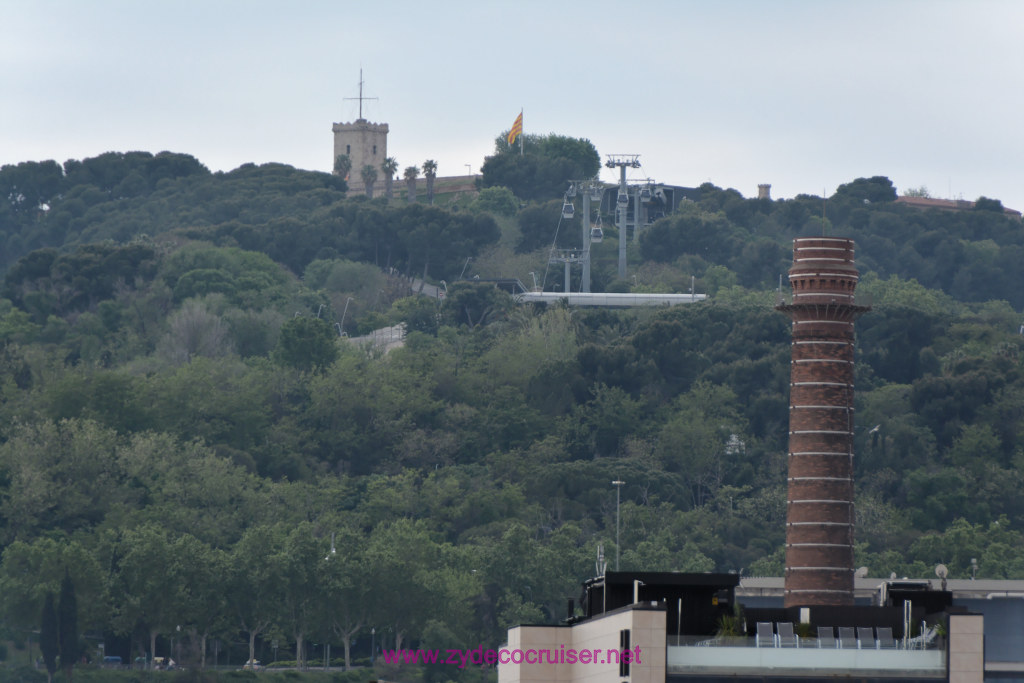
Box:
40;593;59;683
58;570;79;682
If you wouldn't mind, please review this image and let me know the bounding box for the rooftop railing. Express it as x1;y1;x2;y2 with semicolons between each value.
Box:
667;633;944;677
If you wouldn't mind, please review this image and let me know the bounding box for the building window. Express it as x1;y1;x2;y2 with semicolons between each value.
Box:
346;145;351;155
373;145;377;155
619;629;630;678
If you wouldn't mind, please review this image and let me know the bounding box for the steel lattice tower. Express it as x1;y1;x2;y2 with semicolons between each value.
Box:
776;237;870;607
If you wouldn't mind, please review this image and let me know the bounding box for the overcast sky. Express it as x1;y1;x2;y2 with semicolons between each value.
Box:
4;0;1023;210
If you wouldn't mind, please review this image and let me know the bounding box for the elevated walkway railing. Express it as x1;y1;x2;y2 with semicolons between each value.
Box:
668;636;945;676
669;634;938;650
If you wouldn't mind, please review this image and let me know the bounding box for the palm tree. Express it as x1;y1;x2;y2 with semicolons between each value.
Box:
333;154;352;179
361;164;378;198
382;157;399;200
422;159;438;205
403;166;419;203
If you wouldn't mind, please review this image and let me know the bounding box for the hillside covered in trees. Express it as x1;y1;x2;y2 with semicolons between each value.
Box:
0;146;1022;680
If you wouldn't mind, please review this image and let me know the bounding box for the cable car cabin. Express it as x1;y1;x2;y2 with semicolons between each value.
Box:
639;187;652;203
589;186;603;202
566;184;577;198
590;225;603;243
616;191;628;207
562;202;575;219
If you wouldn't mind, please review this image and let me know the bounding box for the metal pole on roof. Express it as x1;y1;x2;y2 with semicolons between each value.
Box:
612;480;625;570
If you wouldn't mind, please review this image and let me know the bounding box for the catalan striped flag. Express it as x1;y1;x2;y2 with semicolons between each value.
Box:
507;111;523;146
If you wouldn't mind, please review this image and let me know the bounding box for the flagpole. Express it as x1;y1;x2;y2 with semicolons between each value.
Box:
519;108;524;156
508;109;524;154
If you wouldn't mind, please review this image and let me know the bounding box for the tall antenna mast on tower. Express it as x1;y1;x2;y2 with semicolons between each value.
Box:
344;68;378;121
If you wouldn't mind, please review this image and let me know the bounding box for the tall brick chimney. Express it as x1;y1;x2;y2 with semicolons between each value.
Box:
776;237;870;606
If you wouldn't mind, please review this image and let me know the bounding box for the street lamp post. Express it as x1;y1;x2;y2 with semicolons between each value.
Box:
612;480;625;570
340;297;354;335
371;628;375;666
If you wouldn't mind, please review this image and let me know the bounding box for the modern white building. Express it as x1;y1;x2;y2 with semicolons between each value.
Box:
498;571;1018;683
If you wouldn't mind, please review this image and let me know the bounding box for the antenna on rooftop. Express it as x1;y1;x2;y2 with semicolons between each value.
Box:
344;68;378;121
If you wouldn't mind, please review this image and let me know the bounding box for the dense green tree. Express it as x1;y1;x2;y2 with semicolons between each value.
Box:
480;133;600;201
469;186;519;217
303;258;386;300
118;432;262;537
973;196;1004;212
173;537;229;669
111;525;185;667
322;525;370;670
363;518;480;651
3;243;158;320
389;295;440;335
516;199;566;253
0;419;123;542
276;522;324;670
160;244;292;308
0;159;65;214
654;382;747;509
273;316;339;372
440;282;512;328
137;361;275;474
396;206;500;282
228;527;282;669
833;176;897;204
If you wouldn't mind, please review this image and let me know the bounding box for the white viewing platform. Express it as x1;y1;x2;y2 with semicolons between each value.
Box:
668;638;944;678
516;292;707;307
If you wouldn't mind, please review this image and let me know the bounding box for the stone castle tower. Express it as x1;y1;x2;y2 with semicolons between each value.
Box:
332;73;388;180
775;237;870;607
